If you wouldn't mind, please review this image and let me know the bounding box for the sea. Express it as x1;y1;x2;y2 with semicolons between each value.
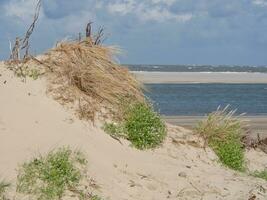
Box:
127;65;267;116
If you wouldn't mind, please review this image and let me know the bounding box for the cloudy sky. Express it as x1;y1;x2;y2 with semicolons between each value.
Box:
0;0;267;65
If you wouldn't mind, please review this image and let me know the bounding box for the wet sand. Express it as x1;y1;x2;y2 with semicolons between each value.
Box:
163;115;267;137
133;72;267;83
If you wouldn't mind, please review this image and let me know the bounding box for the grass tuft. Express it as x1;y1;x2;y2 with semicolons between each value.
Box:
0;179;11;199
42;39;144;121
104;103;167;150
251;170;267;181
196;106;245;171
16;147;88;200
91;195;103;200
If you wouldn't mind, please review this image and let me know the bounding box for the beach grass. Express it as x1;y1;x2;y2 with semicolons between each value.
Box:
196;106;245;171
43;39;144;122
103;102;166;150
16;147;90;200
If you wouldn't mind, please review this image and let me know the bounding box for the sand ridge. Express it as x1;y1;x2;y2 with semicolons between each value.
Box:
133;71;267;83
1;63;267;199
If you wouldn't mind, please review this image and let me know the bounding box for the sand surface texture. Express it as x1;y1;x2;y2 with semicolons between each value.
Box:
1;63;267;200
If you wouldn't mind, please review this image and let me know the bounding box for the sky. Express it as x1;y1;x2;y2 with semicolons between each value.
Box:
0;0;267;65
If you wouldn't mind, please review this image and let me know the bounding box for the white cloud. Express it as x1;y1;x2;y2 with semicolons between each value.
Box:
149;0;177;6
252;0;267;7
4;0;43;22
106;0;192;22
141;7;192;22
107;0;135;15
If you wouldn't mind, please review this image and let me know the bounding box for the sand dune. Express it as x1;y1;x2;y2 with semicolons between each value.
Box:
1;63;267;199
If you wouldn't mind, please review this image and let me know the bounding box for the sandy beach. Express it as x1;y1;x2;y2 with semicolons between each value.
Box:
133;71;267;83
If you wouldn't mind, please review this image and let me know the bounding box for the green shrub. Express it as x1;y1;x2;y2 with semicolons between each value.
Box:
124;103;166;149
196;107;245;171
252;170;267;181
103;103;166;150
16;147;88;200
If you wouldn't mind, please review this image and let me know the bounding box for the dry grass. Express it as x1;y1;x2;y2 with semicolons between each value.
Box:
195;106;247;171
41;39;144;121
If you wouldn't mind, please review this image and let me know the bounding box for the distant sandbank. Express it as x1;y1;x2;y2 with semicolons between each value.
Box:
133;72;267;84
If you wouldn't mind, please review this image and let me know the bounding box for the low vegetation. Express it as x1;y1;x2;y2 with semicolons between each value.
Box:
16;147;100;200
196;106;246;171
9;64;43;80
104;103;166;150
251;170;267;181
0;179;11;200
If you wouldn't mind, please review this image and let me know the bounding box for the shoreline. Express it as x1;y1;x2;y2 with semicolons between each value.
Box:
133;71;267;84
163;115;267;137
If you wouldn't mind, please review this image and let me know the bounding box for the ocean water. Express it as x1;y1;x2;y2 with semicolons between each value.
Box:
145;84;267;116
127;64;267;73
129;64;267;116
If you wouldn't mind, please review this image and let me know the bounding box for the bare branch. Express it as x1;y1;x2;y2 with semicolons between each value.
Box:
86;22;93;38
10;37;21;61
94;26;105;45
21;0;42;59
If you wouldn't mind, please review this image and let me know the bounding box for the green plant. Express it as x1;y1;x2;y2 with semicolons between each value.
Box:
91;195;103;200
11;65;42;80
103;103;166;150
196;106;245;171
28;68;41;80
103;123;126;138
251;170;267;181
0;179;11;199
124;103;166;149
16;147;88;200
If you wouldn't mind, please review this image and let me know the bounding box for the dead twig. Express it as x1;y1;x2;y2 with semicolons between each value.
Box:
94;26;105;45
9;0;42;61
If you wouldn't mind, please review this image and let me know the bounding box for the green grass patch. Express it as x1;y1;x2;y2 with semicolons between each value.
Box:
195;107;245;171
103;103;166;150
16;147;89;200
251;170;267;181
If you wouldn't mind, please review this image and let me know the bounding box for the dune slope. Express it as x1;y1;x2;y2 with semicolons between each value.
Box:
1;63;267;200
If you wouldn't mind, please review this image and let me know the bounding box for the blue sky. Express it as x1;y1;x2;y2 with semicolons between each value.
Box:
0;0;267;65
